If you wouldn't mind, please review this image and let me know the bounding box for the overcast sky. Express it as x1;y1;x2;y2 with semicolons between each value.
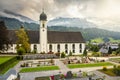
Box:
0;0;120;31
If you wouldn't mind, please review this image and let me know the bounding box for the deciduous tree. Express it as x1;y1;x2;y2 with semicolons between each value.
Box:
16;26;30;53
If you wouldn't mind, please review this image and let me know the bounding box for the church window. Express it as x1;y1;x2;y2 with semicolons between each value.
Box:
79;44;82;53
49;44;52;51
65;50;68;53
33;44;37;50
65;44;68;49
73;50;75;53
72;44;75;53
72;44;75;49
65;44;68;53
57;44;60;53
79;44;82;49
80;49;82;53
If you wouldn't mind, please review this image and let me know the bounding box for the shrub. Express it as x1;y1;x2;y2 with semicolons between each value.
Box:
61;52;66;58
17;47;25;55
113;65;120;76
82;72;88;77
69;51;72;56
102;66;107;71
113;65;117;69
50;59;54;64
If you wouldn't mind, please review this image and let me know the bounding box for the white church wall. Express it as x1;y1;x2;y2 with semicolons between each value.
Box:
82;43;85;53
47;43;85;55
5;44;16;53
30;44;40;53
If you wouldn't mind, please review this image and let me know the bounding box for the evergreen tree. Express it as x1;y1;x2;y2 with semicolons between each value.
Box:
16;26;30;53
0;21;9;52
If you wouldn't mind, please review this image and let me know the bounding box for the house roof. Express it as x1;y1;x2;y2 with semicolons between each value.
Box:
8;30;85;44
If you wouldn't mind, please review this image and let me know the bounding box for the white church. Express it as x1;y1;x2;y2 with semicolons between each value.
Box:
7;11;85;55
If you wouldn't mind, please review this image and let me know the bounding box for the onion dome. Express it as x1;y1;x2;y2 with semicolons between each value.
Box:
40;11;47;21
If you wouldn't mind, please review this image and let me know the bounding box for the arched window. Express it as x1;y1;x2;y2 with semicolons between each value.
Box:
65;44;68;53
72;44;75;53
79;44;82;49
33;44;37;51
79;44;82;53
72;44;75;49
65;44;68;49
49;44;52;51
80;49;82;53
57;44;60;52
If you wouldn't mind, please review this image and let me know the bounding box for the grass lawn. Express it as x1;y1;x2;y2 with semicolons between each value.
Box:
99;68;116;76
35;77;50;80
0;56;13;65
20;66;59;73
67;62;113;69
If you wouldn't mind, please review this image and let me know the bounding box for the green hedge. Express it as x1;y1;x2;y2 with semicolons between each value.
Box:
113;66;120;76
0;56;17;73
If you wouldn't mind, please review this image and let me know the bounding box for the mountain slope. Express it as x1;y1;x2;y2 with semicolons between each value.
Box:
0;15;120;41
48;17;96;28
0;17;39;30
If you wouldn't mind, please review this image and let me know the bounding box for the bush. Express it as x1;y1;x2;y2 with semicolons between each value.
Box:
50;59;54;64
69;51;72;56
61;52;66;58
113;65;120;76
17;47;25;55
102;66;107;71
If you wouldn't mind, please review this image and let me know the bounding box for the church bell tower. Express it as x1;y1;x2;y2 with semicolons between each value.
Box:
39;10;47;53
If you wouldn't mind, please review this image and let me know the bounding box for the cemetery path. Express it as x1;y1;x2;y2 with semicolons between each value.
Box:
55;59;70;72
13;61;24;72
93;70;120;80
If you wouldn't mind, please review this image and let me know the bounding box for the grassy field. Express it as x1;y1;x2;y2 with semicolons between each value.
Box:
0;56;13;65
67;62;113;69
91;38;104;43
109;38;120;43
99;68;116;76
35;77;50;80
20;66;59;73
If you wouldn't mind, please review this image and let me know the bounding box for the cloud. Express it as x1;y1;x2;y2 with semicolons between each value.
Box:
0;0;120;31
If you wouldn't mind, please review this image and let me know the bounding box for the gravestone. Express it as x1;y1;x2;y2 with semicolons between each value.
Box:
66;71;73;79
77;70;82;77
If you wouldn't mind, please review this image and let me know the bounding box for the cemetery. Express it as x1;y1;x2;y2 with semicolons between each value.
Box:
20;59;59;73
109;58;120;63
35;70;105;80
20;66;59;73
61;57;113;69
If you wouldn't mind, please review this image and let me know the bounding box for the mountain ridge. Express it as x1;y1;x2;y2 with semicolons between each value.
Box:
0;13;120;41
